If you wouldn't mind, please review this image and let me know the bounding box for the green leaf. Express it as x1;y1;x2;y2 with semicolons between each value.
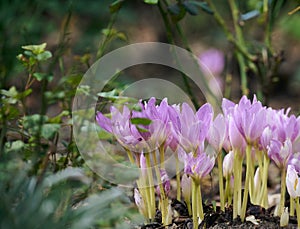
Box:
101;28;116;37
48;110;69;123
183;1;199;15
41;124;60;140
136;126;149;133
241;10;260;21
1;86;18;104
116;31;127;41
97;89;117;98
33;73;53;82
188;1;213;15
109;0;124;13
168;3;182;15
36;51;52;61
45;91;65;104
4;140;25;154
22;43;47;55
144;0;158;4
168;3;186;22
130;117;152;125
22;114;48;135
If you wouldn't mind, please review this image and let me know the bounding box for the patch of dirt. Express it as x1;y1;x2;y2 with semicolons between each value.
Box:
138;200;298;229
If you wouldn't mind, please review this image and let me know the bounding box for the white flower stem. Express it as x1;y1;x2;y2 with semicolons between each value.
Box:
153;151;168;225
225;174;232;206
217;152;225;211
296;197;300;229
241;144;253;222
279;167;287;216
175;152;181;201
233;150;240;219
259;154;269;208
125;148;135;164
291;197;295;216
192;180;199;229
197;183;204;221
145;152;156;220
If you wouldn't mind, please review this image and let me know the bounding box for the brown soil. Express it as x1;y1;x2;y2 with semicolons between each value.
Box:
138;200;298;229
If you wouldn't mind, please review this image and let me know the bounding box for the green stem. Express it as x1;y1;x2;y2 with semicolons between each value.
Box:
125;148;135;165
153;151;168;225
233;150;240;219
96;10;119;59
192;180;199;229
291;197;295;217
228;0;249;95
226;175;233;206
206;0;256;62
259;154;269;208
137;179;150;220
0;120;6;156
217;153;225;211
224;73;232;99
197;183;204;221
145;152;156;220
175;152;181;201
158;0;199;109
279;167;287;216
296;197;300;229
159;145;165;169
241;145;252;222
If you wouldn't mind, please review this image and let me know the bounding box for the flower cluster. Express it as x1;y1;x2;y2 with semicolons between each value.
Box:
96;95;300;228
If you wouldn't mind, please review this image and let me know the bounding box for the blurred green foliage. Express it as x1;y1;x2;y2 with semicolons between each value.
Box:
0;0;300;228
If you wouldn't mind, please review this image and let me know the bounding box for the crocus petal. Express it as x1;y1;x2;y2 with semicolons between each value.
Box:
223;150;234;177
286;165;300;199
181;173;192;200
96;112;112;133
228;115;246;154
207;114;227;152
222;98;235;116
198;49;224;76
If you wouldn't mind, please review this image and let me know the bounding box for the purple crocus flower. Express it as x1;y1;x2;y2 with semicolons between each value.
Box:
223;150;234;177
259;126;273;151
134;188;147;216
174;102;213;154
96;105;147;152
156;169;171;196
228;115;246;155
267;139;293;169
286;165;300;199
198;49;224;75
97;98;176;153
267;108;300;143
140;153;147;177
181;173;192;200
132;97;178;151
222;98;236;117
207;113;228;152
198;49;225;91
289;153;300;174
179;147;215;181
232;95;267;144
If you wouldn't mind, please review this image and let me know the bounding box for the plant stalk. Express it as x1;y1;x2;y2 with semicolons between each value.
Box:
241;145;252;222
192;179;199;229
296;197;300;229
217;152;225;211
279;167;287;216
175;152;181;201
145;152;156;220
